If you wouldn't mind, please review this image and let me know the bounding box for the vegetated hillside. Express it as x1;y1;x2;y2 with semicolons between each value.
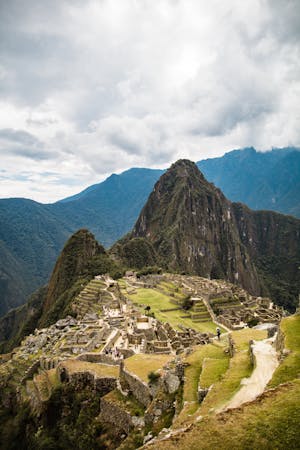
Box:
233;203;300;311
0;168;162;317
53;167;164;247
114;160;300;311
0;229;123;352
198;147;300;217
0;198;72;316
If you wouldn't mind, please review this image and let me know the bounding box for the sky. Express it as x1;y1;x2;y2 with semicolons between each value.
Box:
0;0;299;203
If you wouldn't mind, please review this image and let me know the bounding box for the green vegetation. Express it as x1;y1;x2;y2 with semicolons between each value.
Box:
199;358;230;389
124;353;173;382
112;237;159;269
269;314;300;387
104;389;145;417
154;380;300;450
127;287;224;334
148;371;161;384
175;343;229;425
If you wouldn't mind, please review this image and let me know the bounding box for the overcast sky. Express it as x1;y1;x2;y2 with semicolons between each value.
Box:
0;0;299;202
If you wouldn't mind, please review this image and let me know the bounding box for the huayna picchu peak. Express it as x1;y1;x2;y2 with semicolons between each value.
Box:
115;159;300;312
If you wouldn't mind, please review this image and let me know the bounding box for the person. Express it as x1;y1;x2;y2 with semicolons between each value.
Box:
216;327;221;340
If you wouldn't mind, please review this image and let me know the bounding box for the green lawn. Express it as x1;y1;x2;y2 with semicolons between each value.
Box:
174;342;229;427
199;358;230;389
124;353;173;382
269;313;300;387
127;287;225;334
199;328;267;414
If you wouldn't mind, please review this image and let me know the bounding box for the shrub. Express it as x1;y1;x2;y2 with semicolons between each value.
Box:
148;371;161;384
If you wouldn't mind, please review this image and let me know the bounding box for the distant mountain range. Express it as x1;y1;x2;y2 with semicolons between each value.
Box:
198;147;300;217
0;147;299;316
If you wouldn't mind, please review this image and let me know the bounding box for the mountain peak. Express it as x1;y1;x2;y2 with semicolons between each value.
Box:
167;158;204;178
130;161;260;294
41;229;105;318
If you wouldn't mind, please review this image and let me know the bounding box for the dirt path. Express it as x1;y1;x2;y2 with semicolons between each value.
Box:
222;336;279;411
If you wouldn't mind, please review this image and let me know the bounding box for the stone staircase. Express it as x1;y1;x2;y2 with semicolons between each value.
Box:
190;298;211;322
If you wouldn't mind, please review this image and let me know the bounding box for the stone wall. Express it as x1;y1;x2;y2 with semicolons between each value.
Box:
56;365;117;395
99;397;133;434
120;365;152;408
76;353;120;365
275;326;285;353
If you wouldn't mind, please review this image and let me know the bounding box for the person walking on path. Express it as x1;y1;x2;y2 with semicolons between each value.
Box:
216;327;221;340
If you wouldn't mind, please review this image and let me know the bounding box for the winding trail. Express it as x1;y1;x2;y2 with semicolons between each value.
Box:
222;336;279;411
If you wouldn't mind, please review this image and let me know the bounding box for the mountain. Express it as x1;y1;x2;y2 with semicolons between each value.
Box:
0;168;162;317
0;229;123;352
1;147;299;317
130;160;260;294
53;167;164;247
0;198;72;316
198;147;300;217
114;160;300;311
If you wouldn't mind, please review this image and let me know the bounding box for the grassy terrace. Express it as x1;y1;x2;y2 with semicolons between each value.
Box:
269;313;300;387
149;380;300;450
124;353;173;382
174;328;267;427
126;286;224;334
174;342;229;427
199;328;267;414
60;360;119;378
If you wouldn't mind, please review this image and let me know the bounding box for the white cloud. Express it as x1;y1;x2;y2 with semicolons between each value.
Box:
0;0;299;202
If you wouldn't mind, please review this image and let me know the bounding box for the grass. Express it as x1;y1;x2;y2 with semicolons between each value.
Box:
231;328;267;351
174;342;229;427
199;351;253;415
269;313;300;387
47;368;60;388
60;359;119;378
148;380;300;450
199;329;267;414
124;353;173;382
127;287;225;334
199;358;230;389
34;373;50;401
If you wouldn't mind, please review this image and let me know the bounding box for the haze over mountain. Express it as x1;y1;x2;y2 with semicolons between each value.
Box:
0;147;299;317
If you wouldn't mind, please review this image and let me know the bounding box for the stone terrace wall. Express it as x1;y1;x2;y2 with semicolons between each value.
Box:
275;326;285;353
120;365;152;408
99;398;133;434
76;353;120;365
57;365;117;395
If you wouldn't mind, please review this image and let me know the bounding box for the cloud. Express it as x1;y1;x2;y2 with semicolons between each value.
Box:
0;0;299;201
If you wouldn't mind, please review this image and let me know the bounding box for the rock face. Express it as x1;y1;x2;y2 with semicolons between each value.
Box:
131;159;261;295
116;159;300;310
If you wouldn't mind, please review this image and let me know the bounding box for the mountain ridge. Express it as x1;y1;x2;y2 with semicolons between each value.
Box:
0;147;299;317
